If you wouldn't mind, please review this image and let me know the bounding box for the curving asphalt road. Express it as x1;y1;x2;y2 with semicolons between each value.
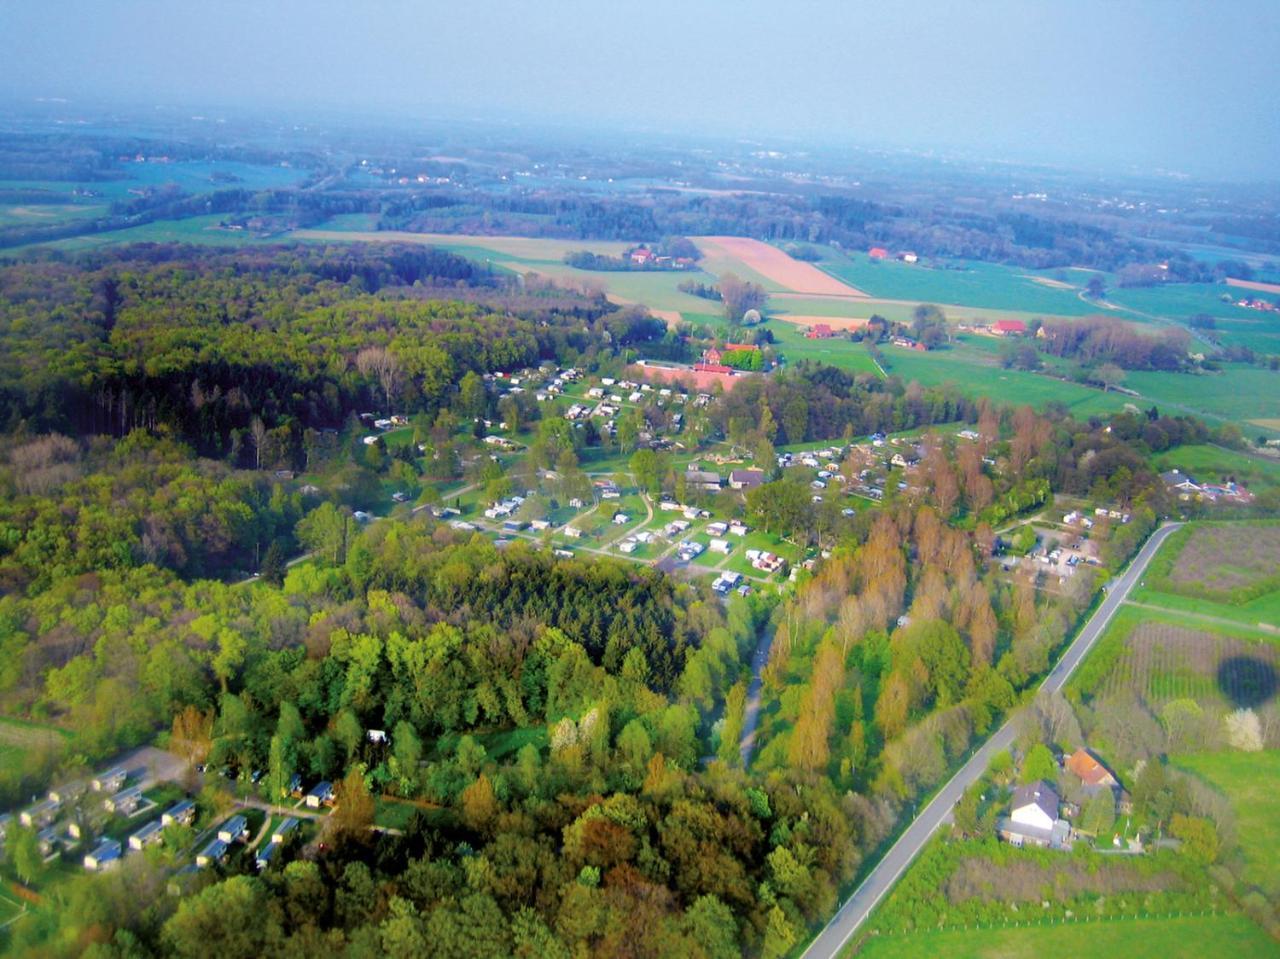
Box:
801;521;1183;959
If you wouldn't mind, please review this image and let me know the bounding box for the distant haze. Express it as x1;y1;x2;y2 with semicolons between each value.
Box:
3;0;1278;180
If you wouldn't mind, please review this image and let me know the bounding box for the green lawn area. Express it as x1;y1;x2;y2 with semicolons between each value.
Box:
0;716;71;776
848;913;1279;959
767;323;884;376
1173;750;1280;898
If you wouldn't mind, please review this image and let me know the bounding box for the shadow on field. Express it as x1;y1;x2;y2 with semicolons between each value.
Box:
1217;655;1277;709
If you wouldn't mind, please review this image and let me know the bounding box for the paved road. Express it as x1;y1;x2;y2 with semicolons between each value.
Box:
800;521;1182;959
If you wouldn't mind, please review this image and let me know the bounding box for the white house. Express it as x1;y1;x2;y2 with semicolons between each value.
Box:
998;780;1071;849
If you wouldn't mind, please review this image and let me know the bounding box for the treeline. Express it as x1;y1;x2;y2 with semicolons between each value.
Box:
1039;316;1192;370
0;244;631;457
374;183;1230;273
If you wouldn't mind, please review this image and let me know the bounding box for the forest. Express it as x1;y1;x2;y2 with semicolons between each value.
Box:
0;235;1274;958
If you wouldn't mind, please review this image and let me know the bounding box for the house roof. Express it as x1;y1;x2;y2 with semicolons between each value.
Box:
730;468;765;484
1160;469;1198;487
868;247;889;258
1065;748;1119;788
993;319;1027;333
1011;780;1058;820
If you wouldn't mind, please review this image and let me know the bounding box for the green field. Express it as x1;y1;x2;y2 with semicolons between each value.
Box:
13;214;287;253
816;249;1097;317
848;913;1279;959
1153;445;1280;492
1174;751;1280;897
1125;366;1280;434
877;339;1127;416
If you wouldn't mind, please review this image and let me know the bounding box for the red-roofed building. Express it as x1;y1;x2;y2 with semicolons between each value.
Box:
630;247;655;265
703;347;723;365
868;247;890;259
1064;749;1119;790
805;324;834;339
694;363;733;375
992;319;1028;336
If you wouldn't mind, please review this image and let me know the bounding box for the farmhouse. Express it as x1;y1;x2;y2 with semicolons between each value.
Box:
868;247;889;259
900;251;919;263
991;319;1028;336
805;323;834;340
998;780;1071;849
1064;748;1120;792
729;468;765;490
685;468;723;492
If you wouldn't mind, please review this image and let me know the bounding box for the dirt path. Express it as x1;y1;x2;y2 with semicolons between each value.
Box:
738;621;776;767
1123;599;1279;635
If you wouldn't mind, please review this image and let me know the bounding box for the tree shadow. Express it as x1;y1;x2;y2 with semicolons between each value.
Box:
1217;656;1277;710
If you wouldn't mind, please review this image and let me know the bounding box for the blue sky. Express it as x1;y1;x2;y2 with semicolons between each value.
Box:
3;0;1278;180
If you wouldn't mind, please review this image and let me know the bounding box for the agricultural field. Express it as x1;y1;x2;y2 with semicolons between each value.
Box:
1163;524;1280;597
1131;522;1280;630
694;235;870;297
1083;619;1276;710
1174;750;1280;898
848;913;1279;959
814;249;1097;317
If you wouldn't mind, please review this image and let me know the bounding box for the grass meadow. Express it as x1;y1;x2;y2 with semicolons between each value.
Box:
847;913;1279;959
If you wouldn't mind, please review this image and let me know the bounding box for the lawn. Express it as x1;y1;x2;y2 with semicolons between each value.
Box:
848;913;1279;959
1173;750;1280;897
0;716;71;776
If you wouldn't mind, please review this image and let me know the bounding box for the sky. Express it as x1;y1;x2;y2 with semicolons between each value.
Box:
3;0;1279;180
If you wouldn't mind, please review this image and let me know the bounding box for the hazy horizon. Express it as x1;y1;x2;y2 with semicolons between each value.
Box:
3;0;1279;181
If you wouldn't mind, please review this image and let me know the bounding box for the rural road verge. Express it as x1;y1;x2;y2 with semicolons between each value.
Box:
800;521;1183;959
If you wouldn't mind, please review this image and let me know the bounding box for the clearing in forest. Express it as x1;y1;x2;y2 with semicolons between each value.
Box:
693;236;869;297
